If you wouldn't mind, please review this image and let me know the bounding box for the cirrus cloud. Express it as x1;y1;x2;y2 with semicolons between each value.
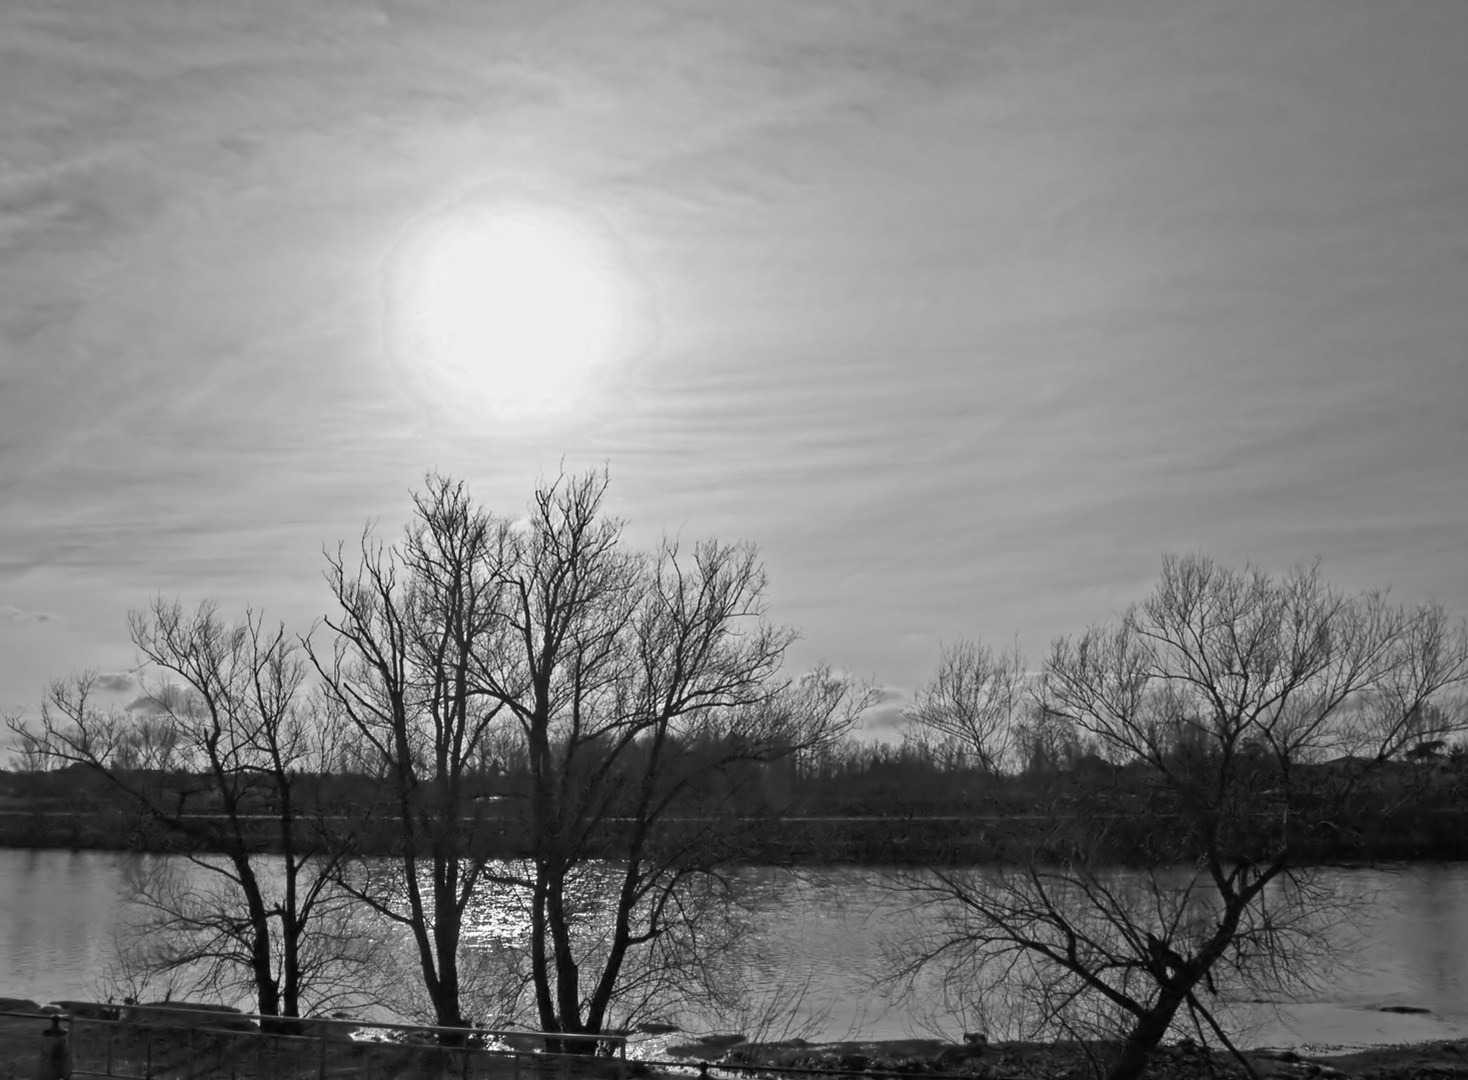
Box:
0;604;58;624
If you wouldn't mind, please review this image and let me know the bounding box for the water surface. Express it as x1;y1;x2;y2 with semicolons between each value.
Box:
3;850;1466;1049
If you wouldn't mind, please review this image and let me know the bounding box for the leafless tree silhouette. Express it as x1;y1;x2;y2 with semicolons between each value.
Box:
312;470;867;1045
903;638;1025;773
11;602;365;1020
893;555;1468;1080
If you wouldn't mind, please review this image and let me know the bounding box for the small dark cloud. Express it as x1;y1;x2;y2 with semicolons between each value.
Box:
0;603;58;624
93;673;134;693
125;683;196;716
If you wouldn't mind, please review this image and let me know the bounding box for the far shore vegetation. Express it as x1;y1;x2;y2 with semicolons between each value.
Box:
3;743;1468;864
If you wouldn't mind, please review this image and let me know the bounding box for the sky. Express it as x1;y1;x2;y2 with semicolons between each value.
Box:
2;0;1466;739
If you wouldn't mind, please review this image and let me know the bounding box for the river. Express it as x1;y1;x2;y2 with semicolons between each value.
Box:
3;850;1467;1050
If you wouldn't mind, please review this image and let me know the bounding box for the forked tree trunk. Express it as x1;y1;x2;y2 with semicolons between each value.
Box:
1107;989;1187;1080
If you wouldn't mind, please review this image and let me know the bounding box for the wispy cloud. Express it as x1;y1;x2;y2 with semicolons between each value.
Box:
0;604;58;624
0;0;1464;713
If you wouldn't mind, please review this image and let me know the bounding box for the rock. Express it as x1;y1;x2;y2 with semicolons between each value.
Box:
121;1002;257;1032
698;1033;748;1049
936;1042;990;1067
51;1000;118;1021
665;1041;724;1061
0;996;41;1014
1263;1050;1303;1063
840;1053;872;1070
494;1031;550;1052
296;1018;357;1041
1378;1005;1431;1015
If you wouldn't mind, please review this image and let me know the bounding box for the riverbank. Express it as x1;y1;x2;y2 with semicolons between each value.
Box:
669;1034;1468;1079
5;998;1468;1080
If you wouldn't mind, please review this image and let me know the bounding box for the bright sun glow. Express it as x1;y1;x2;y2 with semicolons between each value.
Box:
404;211;623;416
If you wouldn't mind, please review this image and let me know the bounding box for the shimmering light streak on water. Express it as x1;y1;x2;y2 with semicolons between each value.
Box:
460;864;533;945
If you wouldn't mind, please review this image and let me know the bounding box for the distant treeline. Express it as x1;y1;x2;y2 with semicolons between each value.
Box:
5;741;1466;863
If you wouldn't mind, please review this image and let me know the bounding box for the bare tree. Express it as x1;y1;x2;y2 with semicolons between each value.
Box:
105;851;380;1018
313;470;865;1045
479;472;863;1045
903;638;1024;774
1008;701;1086;776
5;722;62;772
309;474;511;1039
890;845;1349;1076
10;601;361;1020
891;555;1468;1080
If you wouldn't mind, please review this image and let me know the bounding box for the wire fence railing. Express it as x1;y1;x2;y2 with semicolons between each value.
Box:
1;1005;1013;1080
3;1005;626;1080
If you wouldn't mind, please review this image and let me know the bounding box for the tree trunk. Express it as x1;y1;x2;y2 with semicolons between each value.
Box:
584;859;641;1036
531;870;558;1032
232;854;281;1019
1107;991;1186;1080
280;775;300;1019
431;859;465;1042
281;911;301;1019
547;875;590;1049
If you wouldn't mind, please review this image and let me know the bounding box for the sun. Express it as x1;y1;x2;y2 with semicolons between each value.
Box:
394;204;626;417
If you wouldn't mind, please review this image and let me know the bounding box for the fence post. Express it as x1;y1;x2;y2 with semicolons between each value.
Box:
37;1015;70;1080
319;1028;328;1080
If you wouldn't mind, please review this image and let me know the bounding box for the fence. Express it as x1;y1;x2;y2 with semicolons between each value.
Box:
1;1005;1016;1080
2;1005;627;1080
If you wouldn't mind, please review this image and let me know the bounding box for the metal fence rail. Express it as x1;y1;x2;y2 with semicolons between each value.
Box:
4;1005;628;1080
2;1006;1029;1080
